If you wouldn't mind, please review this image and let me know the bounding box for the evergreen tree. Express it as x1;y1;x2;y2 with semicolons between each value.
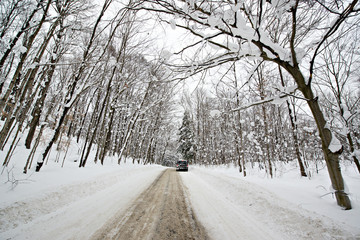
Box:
177;111;196;163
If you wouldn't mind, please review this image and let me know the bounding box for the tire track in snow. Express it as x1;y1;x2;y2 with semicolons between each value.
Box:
90;168;208;240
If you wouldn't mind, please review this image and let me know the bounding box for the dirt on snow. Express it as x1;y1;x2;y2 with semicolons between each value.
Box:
90;168;209;240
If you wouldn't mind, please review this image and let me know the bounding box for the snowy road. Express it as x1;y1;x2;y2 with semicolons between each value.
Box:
90;168;207;240
1;163;359;239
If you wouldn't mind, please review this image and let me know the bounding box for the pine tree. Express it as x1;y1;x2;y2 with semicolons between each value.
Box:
177;111;196;163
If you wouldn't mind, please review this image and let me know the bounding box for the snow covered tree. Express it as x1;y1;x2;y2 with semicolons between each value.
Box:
177;111;196;163
0;0;177;171
314;31;360;174
136;0;358;210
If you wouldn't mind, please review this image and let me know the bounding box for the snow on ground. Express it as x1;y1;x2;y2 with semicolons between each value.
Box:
0;159;165;240
180;162;360;240
1;142;359;240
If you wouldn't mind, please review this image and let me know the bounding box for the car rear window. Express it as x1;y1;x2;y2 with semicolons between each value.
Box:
177;161;187;164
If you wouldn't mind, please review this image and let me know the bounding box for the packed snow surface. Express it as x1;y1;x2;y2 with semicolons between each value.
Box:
181;164;360;239
1;160;359;239
0;161;165;239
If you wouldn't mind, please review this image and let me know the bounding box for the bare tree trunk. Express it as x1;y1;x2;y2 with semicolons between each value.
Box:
0;54;15;95
0;0;45;75
61;137;72;168
256;68;273;178
118;112;140;164
133;116;146;160
25;14;66;148
159;135;170;165
79;92;102;167
233;65;246;176
25;65;54;148
36;0;112;172
282;63;351;209
0;0;24;39
0;0;52;150
2;124;22;167
0;0;51;115
117;86;153;164
309;98;350;209
94;89;112;163
99;105;115;165
347;133;360;174
81;54;126;166
23;125;45;173
278;66;307;177
262;104;273;178
76;92;95;143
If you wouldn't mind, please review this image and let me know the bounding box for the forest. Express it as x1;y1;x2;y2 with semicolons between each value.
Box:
0;0;359;210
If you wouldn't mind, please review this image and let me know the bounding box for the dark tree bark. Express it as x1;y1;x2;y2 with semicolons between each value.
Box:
0;0;45;76
24;18;66;149
36;0;112;171
78;91;102;167
280;61;351;209
0;0;52;149
278;66;307;177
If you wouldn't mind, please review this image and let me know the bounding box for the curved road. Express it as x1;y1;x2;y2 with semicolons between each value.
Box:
90;169;208;240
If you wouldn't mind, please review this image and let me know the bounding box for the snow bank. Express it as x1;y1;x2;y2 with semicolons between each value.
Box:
0;159;165;239
181;162;360;239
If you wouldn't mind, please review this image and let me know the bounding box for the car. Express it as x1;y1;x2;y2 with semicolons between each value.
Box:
176;160;188;171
